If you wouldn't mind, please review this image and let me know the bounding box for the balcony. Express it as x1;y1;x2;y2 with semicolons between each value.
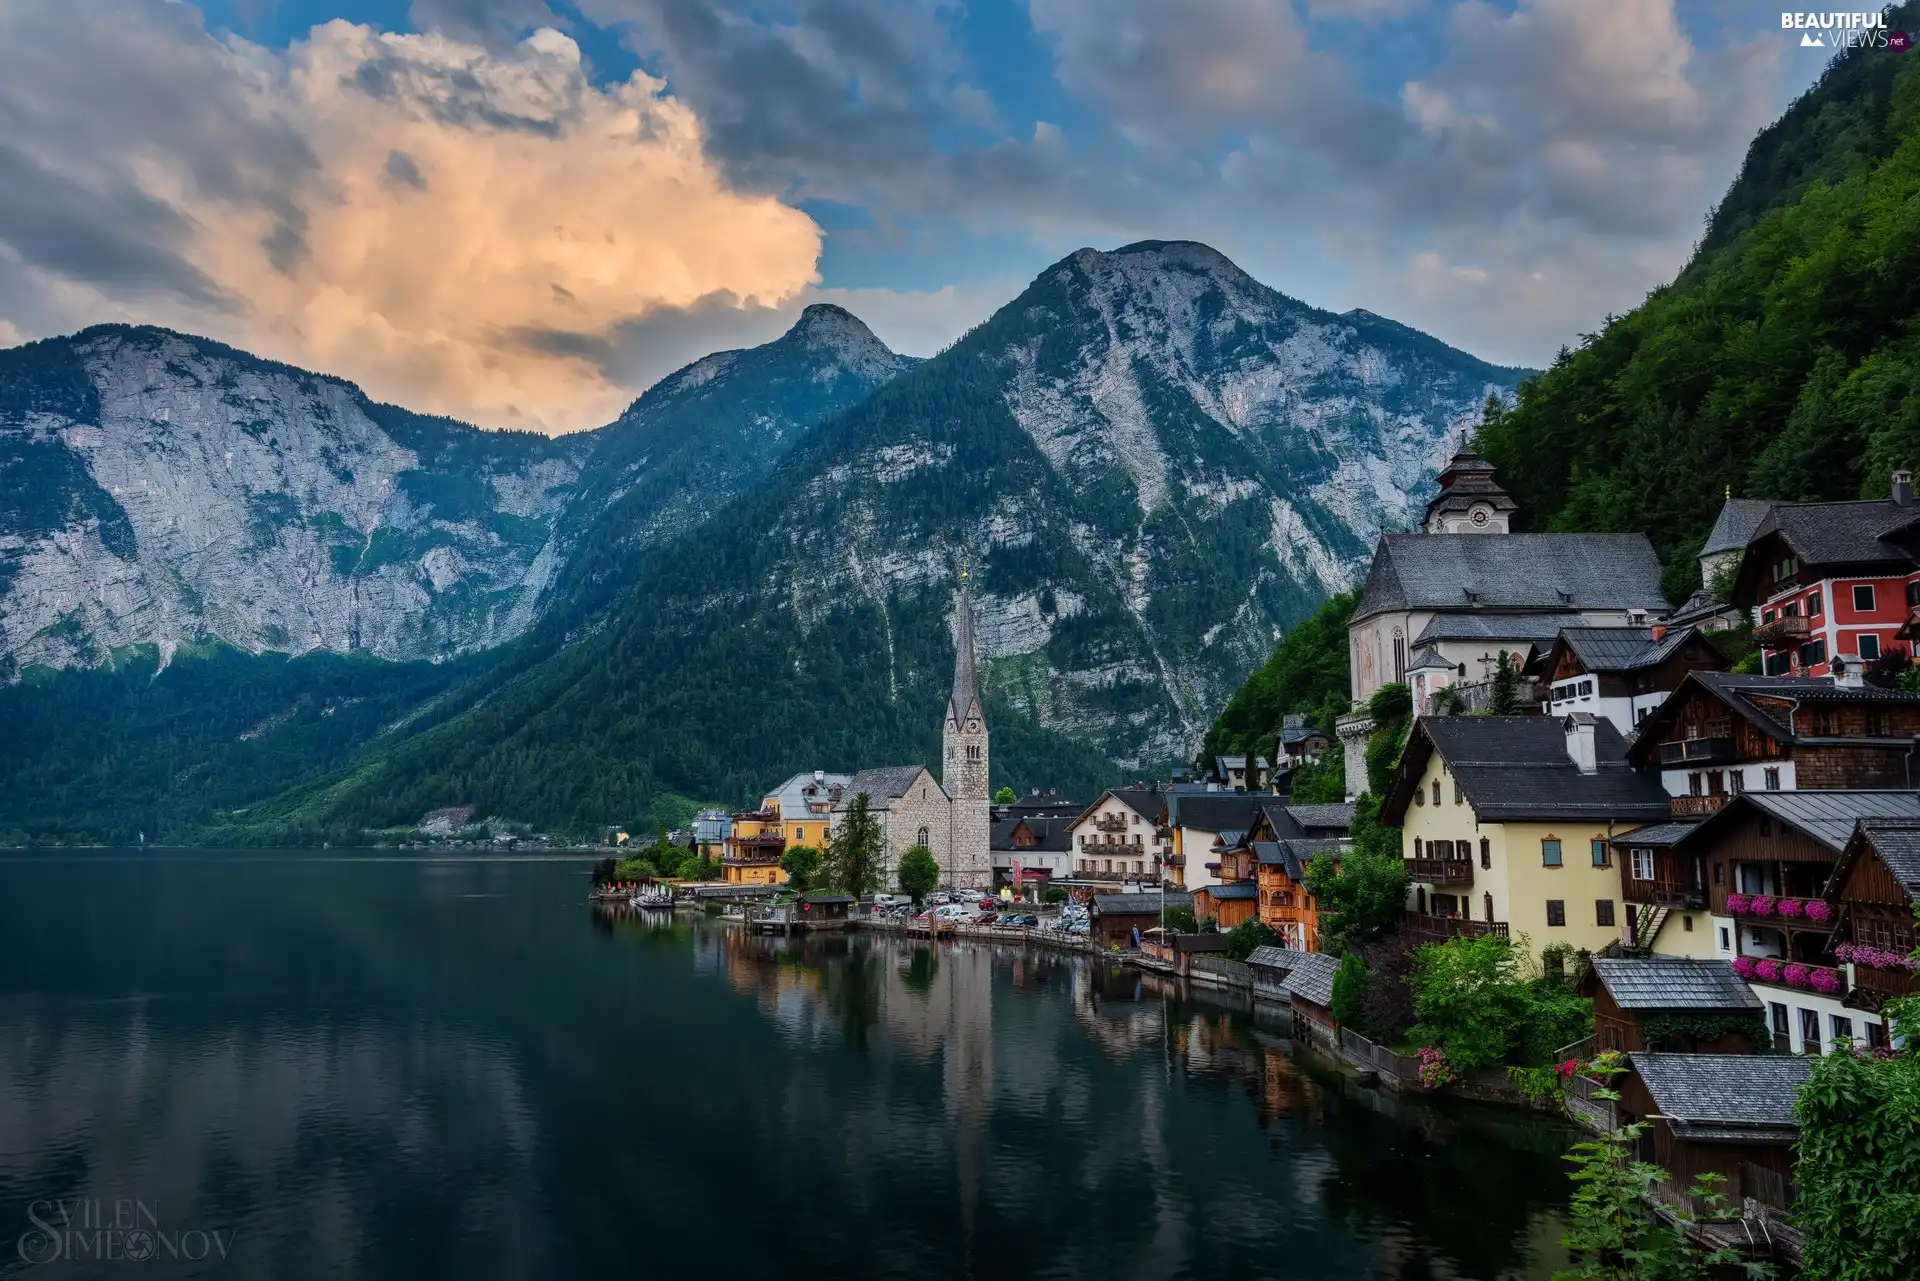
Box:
1754;614;1809;648
1069;868;1165;885
1668;793;1728;817
1403;913;1509;945
1844;962;1918;1012
1163;853;1186;867
1732;955;1847;997
1723;894;1836;929
1403;857;1474;887
1658;737;1736;767
1622;876;1706;909
1093;814;1130;833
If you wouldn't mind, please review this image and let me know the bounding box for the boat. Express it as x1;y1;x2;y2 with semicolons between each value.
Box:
632;886;677;909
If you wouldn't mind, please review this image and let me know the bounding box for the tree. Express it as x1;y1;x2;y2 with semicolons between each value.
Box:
1225;918;1279;961
1306;832;1408;955
823;792;884;897
897;844;940;903
1488;649;1522;716
993;786;1017;804
1408;933;1533;1072
780;844;821;891
1331;952;1369;1029
1162;906;1197;934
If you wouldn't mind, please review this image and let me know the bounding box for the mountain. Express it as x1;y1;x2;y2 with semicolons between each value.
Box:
0;308;914;676
256;240;1526;839
1476;9;1920;600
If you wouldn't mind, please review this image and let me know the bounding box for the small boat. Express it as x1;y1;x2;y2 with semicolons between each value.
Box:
632;886;677;909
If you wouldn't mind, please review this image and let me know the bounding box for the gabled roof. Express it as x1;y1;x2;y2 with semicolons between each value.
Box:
1079;787;1161;830
1254;838;1341;880
1608;820;1700;849
767;771;853;815
1826;818;1920;899
1746;498;1920;571
1625;671;1920;767
1354;532;1667;623
1587;957;1761;1012
990;816;1072;854
1164;792;1265;834
1383;716;1670;825
1244;947;1339;1006
1090;891;1193;917
1686;790;1920;856
841;765;938;809
1700;497;1773;557
1628;1053;1813;1142
1283;803;1356;834
1202;881;1258;900
1550;625;1706;676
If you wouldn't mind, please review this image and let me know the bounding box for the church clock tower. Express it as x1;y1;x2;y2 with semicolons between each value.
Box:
943;574;991;889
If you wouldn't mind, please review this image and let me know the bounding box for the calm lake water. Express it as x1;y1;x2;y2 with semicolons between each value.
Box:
0;853;1576;1279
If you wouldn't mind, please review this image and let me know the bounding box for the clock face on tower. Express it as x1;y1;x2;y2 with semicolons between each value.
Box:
1470;508;1489;527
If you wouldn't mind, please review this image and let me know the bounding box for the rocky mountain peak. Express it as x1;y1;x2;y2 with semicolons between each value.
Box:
781;303;902;380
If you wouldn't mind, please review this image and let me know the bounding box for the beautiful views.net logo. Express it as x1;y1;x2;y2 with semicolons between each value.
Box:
1782;11;1911;49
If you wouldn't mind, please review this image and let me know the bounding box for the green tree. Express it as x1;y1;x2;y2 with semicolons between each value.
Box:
1331;952;1370;1029
1306;824;1408;956
897;844;940;904
993;786;1017;805
1488;650;1522;716
1408;934;1533;1072
1043;886;1069;905
823;792;884;897
1287;752;1345;804
780;844;821;891
1162;906;1197;934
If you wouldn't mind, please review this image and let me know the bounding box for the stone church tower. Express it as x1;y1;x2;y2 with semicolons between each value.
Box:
942;578;992;888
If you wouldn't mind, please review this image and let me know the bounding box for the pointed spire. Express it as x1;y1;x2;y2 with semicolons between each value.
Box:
949;568;982;725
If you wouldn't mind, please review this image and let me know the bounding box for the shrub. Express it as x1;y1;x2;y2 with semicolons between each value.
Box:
1224;918;1279;961
1407;934;1533;1072
1331;952;1369;1029
1795;1043;1920;1280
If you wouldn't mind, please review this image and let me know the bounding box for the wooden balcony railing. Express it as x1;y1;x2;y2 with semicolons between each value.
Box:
1659;738;1736;767
1403;913;1509;944
1668;793;1728;817
1754;615;1810;648
1622;877;1705;909
1403;858;1474;887
1093;814;1130;833
1846;963;1918;1011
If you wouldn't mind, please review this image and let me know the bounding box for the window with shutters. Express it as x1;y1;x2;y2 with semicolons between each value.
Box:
1541;838;1562;868
1545;900;1566;927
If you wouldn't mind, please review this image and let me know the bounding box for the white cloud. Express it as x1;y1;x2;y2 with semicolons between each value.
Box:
0;1;823;433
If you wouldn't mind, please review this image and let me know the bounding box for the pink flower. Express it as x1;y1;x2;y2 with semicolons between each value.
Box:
1778;898;1804;919
1783;963;1810;988
1726;893;1751;914
1731;955;1758;979
1809;968;1842;994
1804;900;1833;923
1755;958;1784;982
1752;895;1777;917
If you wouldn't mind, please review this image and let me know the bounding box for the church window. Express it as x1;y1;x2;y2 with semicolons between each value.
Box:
917;827;929;846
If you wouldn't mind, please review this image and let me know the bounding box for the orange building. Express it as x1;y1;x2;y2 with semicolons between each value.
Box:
722;809;787;885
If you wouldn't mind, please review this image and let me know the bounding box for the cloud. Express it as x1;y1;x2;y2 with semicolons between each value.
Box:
0;0;823;433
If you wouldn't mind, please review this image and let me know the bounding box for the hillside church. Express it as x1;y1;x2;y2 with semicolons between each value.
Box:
827;581;992;889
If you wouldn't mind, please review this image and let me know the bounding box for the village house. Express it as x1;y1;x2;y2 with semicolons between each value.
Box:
1666;495;1773;631
722;809;787;885
1824;818;1920;1040
1641;790;1917;1052
1615;1053;1812;1224
1158;792;1265;890
1193;880;1257;928
1246;946;1341;1048
1580;957;1765;1055
691;808;733;866
1208;755;1269;791
1066;787;1170;887
1733;474;1920;678
1383;714;1671;955
1088;891;1193;949
1272;713;1333;772
1625;670;1920;808
764;770;851;852
989;814;1074;890
1338;438;1670;792
1253;839;1339;951
1533;625;1725;736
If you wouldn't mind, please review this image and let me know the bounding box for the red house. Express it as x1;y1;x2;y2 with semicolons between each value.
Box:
1734;477;1920;678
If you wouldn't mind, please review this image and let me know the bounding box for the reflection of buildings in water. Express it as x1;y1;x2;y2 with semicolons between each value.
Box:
1068;962;1167;1060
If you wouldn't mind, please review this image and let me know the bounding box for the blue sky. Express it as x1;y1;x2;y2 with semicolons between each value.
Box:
0;0;1849;430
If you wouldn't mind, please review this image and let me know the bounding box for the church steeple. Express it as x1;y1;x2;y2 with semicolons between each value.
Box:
1422;430;1517;534
948;571;984;727
942;568;991;887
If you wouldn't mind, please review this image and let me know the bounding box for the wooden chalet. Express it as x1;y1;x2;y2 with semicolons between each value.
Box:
1193;880;1257;928
1825;818;1920;1024
1251;838;1340;951
1617;1053;1812;1226
1534;624;1725;737
1088;892;1194;949
1625;672;1920;815
1580;957;1764;1054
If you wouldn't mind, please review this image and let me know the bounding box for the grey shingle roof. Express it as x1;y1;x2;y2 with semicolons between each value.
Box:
1735;790;1920;854
1629;1053;1813;1139
1089;891;1193;917
1700;498;1774;557
843;766;938;809
1355;532;1667;623
1414;612;1587;644
1557;625;1699;674
1204;882;1257;900
1629;672;1920;764
1857;820;1920;895
1253;838;1341;879
1589;957;1762;1012
1750;498;1920;569
1165;793;1265;833
990;817;1072;854
1283;803;1356;834
1386;716;1671;824
1608;820;1701;849
1244;947;1339;1006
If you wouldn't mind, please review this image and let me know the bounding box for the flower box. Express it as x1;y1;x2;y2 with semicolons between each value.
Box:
1803;899;1834;923
1725;893;1751;914
1731;955;1757;979
1836;942;1919;972
1751;895;1777;917
1754;958;1784;982
1808;967;1842;994
1777;898;1804;919
1783;963;1810;988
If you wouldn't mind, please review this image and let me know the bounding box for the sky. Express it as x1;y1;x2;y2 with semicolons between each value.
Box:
0;0;1846;433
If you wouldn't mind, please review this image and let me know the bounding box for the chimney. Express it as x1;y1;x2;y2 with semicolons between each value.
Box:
1564;714;1598;775
1895;470;1913;506
813;770;825;784
1832;655;1865;690
1649;623;1667;642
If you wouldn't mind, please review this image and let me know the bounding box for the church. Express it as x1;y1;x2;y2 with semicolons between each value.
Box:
830;580;992;890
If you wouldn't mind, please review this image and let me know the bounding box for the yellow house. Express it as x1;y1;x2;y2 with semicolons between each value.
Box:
1382;714;1672;958
764;770;852;852
722;810;787;885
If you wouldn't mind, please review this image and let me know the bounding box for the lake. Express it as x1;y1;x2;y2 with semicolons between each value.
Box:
0;853;1576;1279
